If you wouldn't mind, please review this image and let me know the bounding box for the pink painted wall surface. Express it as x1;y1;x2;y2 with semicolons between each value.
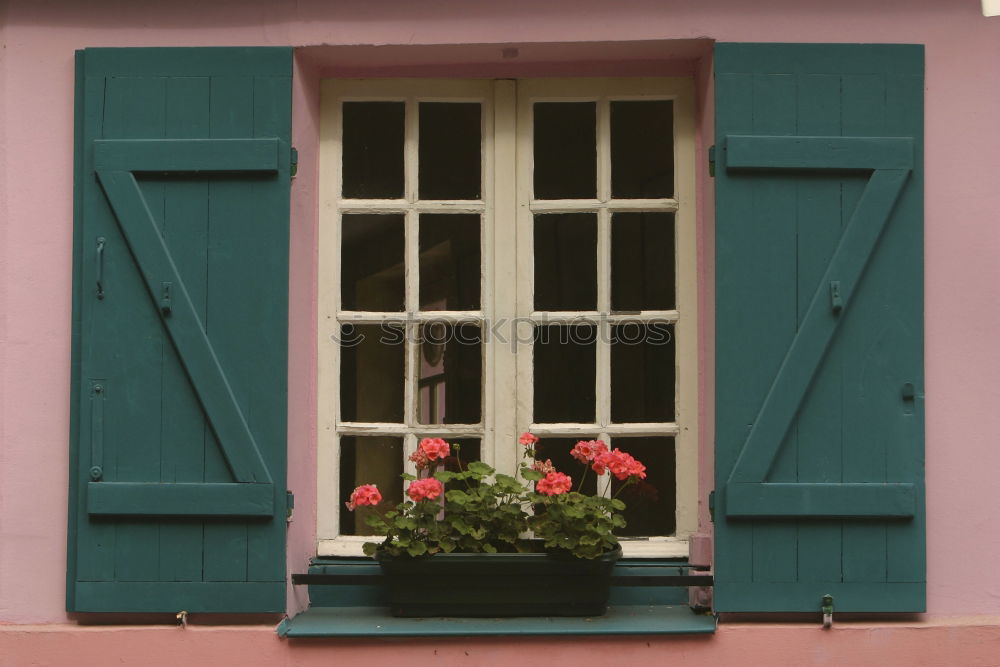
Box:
4;618;1000;667
2;0;1000;636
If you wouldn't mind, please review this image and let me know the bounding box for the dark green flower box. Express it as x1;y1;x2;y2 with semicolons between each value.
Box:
375;545;622;617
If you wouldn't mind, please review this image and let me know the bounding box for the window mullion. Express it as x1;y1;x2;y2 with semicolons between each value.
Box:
491;79;519;476
403;97;419;440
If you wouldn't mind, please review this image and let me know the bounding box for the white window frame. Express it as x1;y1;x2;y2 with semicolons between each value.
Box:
317;78;697;558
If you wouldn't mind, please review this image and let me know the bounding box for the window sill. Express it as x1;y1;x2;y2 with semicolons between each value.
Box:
277;604;716;637
280;557;716;637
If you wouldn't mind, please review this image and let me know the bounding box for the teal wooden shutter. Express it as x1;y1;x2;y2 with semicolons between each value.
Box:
714;43;924;612
67;48;292;613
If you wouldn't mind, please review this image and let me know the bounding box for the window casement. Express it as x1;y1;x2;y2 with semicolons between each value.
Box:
317;78;697;558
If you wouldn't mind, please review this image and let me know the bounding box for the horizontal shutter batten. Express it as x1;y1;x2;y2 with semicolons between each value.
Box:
726;135;913;170
94;138;280;172
725;482;915;518
88;482;275;517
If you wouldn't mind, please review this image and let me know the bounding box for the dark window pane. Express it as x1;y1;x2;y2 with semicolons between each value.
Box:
533;102;596;199
342;214;405;311
419;214;481;311
610;437;675;536
534;438;599;495
339;436;403;535
342;102;404;199
533;325;596;423
611;212;676;311
610;323;675;423
610;100;674;198
434;438;481;492
418;323;482;424
340;324;405;423
419;103;481;200
534;214;597;311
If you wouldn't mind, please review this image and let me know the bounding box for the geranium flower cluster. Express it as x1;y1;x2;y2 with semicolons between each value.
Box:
345;432;649;559
536;471;572;495
571;439;647;481
408;437;450;470
407;477;444;502
345;484;382;511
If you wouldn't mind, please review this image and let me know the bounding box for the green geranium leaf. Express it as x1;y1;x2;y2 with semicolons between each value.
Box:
445;490;469;505
466;461;495;476
406;542;428;557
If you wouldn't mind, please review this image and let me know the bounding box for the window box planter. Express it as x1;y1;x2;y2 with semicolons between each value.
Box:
375;545;623;617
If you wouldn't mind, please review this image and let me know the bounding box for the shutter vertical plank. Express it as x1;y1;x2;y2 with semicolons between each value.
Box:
748;72;799;585
713;71;757;586
793;73;846;585
202;74;255;584
840;73;890;585
246;74;292;583
158;75;211;583
103;75;167;584
75;71;116;586
881;72;925;586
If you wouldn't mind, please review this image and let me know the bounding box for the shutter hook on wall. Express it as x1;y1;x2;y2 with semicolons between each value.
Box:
821;594;834;629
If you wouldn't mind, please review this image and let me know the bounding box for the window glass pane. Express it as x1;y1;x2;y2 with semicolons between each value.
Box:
533;325;596;423
342;102;404;199
419;214;481;311
610;323;675;423
419;102;481;200
340;324;405;423
609;437;675;536
534;213;597;311
534;437;598;495
611;212;676;311
610;100;674;199
418;323;482;425
533;102;596;199
339;436;403;535
341;214;405;311
430;438;481;492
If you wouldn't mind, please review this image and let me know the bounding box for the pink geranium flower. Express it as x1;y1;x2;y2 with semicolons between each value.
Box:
531;458;556;475
571;439;608;464
346;484;382;511
407;477;444;502
418;437;450;461
408;449;431;470
519;432;539;447
536;471;572;496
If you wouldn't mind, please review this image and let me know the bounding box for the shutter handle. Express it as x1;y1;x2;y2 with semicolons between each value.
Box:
96;237;106;300
830;281;843;313
160;282;172;315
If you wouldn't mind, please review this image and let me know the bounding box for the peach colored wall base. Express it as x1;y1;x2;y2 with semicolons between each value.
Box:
4;619;1000;667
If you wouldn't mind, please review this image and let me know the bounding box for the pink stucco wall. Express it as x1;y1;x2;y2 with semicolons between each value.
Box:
2;0;1000;646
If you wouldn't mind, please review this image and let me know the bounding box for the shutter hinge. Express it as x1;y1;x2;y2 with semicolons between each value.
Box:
708;490;716;522
290;147;298;179
286;490;295;522
708;145;716;177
